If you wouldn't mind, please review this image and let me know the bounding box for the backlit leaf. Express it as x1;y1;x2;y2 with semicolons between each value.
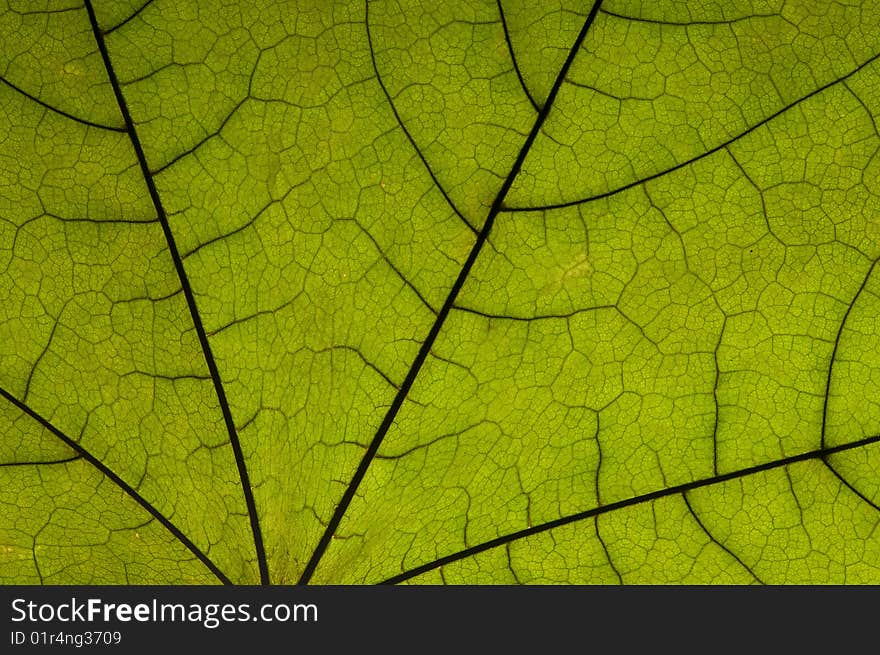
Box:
1;0;879;585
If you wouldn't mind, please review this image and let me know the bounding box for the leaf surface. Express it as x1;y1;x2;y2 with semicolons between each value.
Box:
1;0;879;584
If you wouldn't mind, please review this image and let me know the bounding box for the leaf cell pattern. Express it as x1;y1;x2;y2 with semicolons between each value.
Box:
1;0;879;585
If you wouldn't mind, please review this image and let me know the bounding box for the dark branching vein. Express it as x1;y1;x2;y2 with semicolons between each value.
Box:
566;78;660;102
298;0;606;585
594;418;622;583
599;8;782;27
23;318;59;398
317;345;400;391
42;214;160;225
496;0;540;113
179;188;273;260
82;0;269;584
380;432;880;584
0;76;125;132
682;493;764;584
711;327;723;477
504;543;522;583
822;459;880;513
9;5;80;16
503;50;880;213
0;386;231;584
207;302;299;337
362;4;478;235
594;516;622;584
821;256;880;448
845;81;880;136
373;424;478;461
101;0;156;36
150;95;251;176
350;218;438;315
0;454;81;468
452;303;617;321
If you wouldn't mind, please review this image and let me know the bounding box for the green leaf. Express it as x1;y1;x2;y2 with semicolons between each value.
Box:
1;0;879;585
